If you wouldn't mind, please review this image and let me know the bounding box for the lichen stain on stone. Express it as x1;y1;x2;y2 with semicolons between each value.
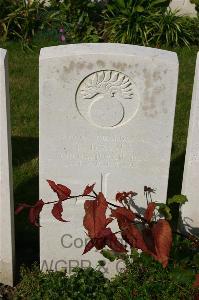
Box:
153;71;161;81
142;68;165;118
63;61;94;73
63;61;75;73
112;62;127;71
96;60;105;68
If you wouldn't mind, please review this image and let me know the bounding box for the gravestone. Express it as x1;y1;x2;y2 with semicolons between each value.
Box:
181;53;199;233
40;43;178;276
170;0;196;16
0;49;15;286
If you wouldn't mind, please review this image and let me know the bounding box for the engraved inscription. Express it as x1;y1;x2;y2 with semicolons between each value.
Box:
62;135;134;169
76;70;140;128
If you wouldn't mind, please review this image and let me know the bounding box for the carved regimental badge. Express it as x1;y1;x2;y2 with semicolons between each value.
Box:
76;70;140;128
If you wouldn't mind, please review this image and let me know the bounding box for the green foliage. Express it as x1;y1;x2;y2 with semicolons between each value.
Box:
14;264;111;300
168;194;188;205
0;0;198;47
49;0;104;43
14;245;199;300
156;9;194;47
102;0;163;45
103;1;194;46
0;0;58;48
156;203;172;220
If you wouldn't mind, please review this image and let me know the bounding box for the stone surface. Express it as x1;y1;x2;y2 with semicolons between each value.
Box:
170;0;197;16
39;43;178;276
181;53;199;234
0;49;15;286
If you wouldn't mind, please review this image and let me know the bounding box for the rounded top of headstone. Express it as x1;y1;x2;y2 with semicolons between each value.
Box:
40;43;178;65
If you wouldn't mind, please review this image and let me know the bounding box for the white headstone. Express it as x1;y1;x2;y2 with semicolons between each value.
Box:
170;0;197;16
40;43;178;276
0;49;15;286
182;53;199;232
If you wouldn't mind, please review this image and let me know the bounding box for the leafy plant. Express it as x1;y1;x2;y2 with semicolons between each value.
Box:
0;0;59;48
14;264;111;299
102;0;193;46
155;9;194;47
14;251;199;299
15;180;196;268
102;0;163;45
16;179;199;297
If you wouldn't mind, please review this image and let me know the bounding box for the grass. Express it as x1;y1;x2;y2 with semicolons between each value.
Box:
0;36;198;271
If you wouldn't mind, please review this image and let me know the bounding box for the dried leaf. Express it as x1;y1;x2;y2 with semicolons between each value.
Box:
83;192;112;238
116;191;137;203
83;183;95;196
144;202;156;223
83;227;126;254
193;274;199;288
47;180;71;201
83;240;95;254
111;207;135;222
15;203;31;215
52;201;69;222
29;200;44;227
152;219;172;267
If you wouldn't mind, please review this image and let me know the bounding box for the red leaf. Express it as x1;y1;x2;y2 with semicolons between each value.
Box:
116;191;137;203
121;220;148;251
144;202;156;223
111;207;135;222
47;180;71;201
111;208;147;251
83;240;95;254
105;231;127;253
52;201;69;222
15;203;31;215
29;200;44;227
83;183;95;196
83;192;112;239
83;228;126;254
152;219;172;267
193;274;199;288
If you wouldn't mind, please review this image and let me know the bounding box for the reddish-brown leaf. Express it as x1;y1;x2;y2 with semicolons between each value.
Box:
15;203;32;215
52;201;69;222
111;207;135;222
193;274;199;288
83;228;126;254
83;240;95;254
121;220;148;251
47;180;71;201
83;183;95;196
112;208;147;251
29;200;44;227
106;231;127;253
83;192;112;238
116;191;137;203
152;219;172;267
144;202;156;223
142;228;156;254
